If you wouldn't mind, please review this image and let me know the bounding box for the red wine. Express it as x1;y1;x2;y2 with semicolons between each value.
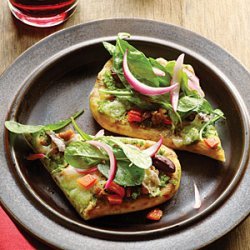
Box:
8;0;78;27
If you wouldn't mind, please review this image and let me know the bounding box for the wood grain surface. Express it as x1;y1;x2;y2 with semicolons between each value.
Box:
0;0;249;249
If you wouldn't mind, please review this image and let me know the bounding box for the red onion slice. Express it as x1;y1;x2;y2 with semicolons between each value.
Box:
123;50;177;96
95;129;105;137
143;136;163;157
152;67;166;77
26;153;45;161
76;167;98;175
193;182;202;209
88;141;117;189
183;68;204;97
170;54;185;111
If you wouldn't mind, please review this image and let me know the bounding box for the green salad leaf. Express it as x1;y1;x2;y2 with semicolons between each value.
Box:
102;42;116;56
5;122;44;134
111;139;152;169
44;110;83;131
98;161;145;186
199;109;225;140
71;117;92;140
64;141;107;169
5;110;83;134
177;96;212;114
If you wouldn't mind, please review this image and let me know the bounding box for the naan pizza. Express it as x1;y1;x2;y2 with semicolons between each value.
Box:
89;34;225;161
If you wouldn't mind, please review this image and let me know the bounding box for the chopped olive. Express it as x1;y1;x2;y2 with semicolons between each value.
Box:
152;155;176;173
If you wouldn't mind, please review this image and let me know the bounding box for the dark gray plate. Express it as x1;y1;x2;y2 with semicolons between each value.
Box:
0;19;249;249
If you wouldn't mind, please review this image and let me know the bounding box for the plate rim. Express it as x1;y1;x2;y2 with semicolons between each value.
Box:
0;18;249;249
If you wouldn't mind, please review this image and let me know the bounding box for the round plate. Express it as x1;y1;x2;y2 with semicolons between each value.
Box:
0;19;249;249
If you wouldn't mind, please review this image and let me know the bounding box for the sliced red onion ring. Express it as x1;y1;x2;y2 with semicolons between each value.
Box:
152;67;166;77
193;182;202;209
143;136;163;157
88;141;117;189
170;54;185;111
123;50;177;96
95;129;105;137
183;68;205;97
76;167;98;175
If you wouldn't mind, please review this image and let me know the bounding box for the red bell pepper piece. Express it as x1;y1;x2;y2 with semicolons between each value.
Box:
146;208;163;221
204;137;219;149
107;194;123;205
77;174;97;189
106;181;125;198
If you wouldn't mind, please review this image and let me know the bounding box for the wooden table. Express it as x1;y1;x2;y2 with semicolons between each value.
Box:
0;0;249;249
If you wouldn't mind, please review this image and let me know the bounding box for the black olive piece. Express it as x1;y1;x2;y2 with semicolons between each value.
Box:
186;112;196;121
152;155;176;173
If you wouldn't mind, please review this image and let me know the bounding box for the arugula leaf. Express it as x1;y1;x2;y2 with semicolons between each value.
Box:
180;71;194;96
177;96;213;122
149;57;171;86
5;122;44;134
127;50;159;87
199;109;225;140
177;96;205;113
64;139;129;169
64;141;107;169
98;161;145;186
44;110;83;131
71;117;92;140
165;61;175;75
111;139;152;169
99;89;132;96
5;110;83;134
102;42;116;56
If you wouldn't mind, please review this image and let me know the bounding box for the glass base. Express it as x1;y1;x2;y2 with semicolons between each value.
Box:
8;1;77;28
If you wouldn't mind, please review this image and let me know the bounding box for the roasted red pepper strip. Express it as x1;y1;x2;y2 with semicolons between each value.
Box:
106;181;125;198
107;195;123;205
127;110;142;123
163;117;172;125
26;153;45;161
204;137;219;149
146;208;163;221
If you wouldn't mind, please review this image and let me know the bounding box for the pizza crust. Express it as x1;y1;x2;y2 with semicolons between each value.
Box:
89;60;225;162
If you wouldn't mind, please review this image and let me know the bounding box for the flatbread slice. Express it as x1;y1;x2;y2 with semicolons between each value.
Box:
22;129;181;220
89;59;225;162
